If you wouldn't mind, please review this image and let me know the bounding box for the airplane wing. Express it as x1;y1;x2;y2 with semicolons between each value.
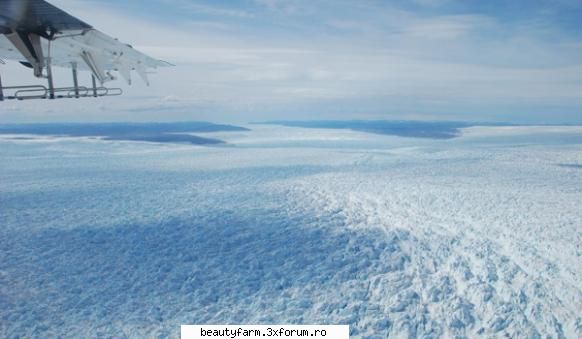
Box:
0;0;170;87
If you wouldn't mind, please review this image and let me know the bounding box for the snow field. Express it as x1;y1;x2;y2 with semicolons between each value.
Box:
1;125;581;338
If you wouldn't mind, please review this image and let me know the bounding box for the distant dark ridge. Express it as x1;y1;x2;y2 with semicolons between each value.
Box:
0;121;249;135
558;164;582;170
102;134;224;145
0;122;250;145
256;120;513;139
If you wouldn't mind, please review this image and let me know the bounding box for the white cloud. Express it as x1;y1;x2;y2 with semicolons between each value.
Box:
402;15;492;40
253;0;304;15
164;0;255;18
411;0;453;7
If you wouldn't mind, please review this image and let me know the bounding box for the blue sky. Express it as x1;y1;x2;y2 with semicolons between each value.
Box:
1;0;582;123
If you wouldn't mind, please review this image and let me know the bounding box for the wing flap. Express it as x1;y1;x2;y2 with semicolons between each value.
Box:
45;29;170;84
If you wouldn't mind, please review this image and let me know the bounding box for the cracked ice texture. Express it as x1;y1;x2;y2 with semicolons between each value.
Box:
1;125;581;338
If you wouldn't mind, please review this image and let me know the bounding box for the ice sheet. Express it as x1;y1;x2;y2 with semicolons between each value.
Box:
1;125;581;338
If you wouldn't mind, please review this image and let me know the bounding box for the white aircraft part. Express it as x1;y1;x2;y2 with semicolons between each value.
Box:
115;56;132;85
136;63;149;86
80;50;111;84
1;28;170;85
4;32;45;77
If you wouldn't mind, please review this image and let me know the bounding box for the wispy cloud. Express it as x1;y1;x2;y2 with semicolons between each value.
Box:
402;15;492;39
164;0;255;18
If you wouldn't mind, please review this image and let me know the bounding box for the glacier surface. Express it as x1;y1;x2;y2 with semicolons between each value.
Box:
1;125;581;338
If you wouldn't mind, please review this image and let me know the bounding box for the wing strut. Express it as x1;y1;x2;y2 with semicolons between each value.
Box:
46;56;55;99
0;72;4;101
71;62;79;98
80;50;114;84
91;74;98;97
5;32;45;78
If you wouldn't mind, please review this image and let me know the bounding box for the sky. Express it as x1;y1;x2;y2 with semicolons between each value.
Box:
1;0;582;124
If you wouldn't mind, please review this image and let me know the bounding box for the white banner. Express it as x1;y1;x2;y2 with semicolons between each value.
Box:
181;325;349;339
